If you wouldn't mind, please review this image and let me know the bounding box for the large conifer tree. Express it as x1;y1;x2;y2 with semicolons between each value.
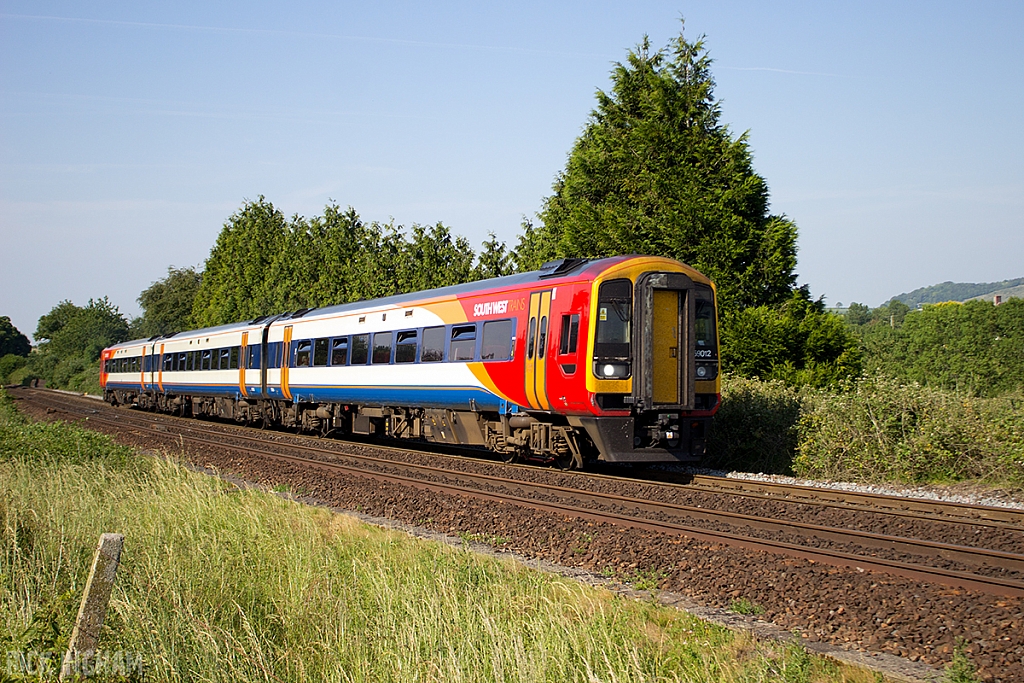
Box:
522;27;798;312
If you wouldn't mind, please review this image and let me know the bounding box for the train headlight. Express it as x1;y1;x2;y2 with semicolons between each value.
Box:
695;361;718;381
595;362;630;379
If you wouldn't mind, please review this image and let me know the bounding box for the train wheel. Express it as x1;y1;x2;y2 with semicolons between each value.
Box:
553;452;576;471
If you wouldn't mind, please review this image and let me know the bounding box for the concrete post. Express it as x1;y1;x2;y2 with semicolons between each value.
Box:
60;533;124;680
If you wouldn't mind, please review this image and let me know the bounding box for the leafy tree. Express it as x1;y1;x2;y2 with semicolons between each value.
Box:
852;298;1024;396
397;223;476;293
191;197;289;328
29;298;130;392
0;316;30;357
721;289;862;387
134;266;202;337
474;232;514;280
844;302;871;326
191;198;494;327
520;26;798;313
34;298;130;362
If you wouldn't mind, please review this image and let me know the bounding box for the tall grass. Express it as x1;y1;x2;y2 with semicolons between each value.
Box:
0;391;871;682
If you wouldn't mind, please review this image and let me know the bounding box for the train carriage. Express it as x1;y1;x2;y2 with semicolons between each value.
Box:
102;255;721;468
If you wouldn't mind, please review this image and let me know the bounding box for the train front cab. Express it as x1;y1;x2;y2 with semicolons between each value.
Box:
577;261;720;463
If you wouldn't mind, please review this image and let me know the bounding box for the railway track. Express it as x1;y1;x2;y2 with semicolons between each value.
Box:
649;471;1024;529
14;386;1024;599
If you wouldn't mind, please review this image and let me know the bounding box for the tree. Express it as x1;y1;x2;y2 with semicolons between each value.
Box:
191;197;289;328
191;199;492;327
0;316;30;357
34;298;130;362
851;298;1024;396
844;302;871;326
720;288;862;387
474;232;514;280
397;223;476;293
134;266;202;337
519;25;798;313
29;298;130;392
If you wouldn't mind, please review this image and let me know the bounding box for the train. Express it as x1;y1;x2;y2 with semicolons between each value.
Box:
101;255;721;468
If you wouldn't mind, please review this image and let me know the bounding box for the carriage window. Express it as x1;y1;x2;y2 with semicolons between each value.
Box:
538;317;548;359
331;337;348;366
229;346;240;369
527;317;537;359
595;278;632;359
395;330;417;363
351;334;369;365
268;342;283;369
450;325;477;361
295;340;312;367
372;332;393;364
201;350;212;371
481;320;513;361
313;338;329;367
220;348;231;369
559;314;580;355
695;296;717;355
247;346;261;370
420;326;444;362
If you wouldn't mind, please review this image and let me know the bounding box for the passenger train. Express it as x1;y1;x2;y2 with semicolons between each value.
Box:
101;255;721;468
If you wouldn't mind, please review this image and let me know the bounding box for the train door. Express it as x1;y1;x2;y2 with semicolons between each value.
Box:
634;272;695;411
157;343;165;393
239;332;250;398
651;290;681;404
525;290;552;410
140;345;148;393
280;325;293;401
260;325;272;397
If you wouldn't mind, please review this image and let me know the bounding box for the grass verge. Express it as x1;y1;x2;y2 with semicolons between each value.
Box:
0;389;879;682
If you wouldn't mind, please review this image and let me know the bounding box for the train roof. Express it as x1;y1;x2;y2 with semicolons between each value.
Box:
302;256;623;319
105;255;708;351
105;318;260;351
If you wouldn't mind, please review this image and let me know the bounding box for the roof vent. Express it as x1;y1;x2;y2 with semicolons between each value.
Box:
538;258;589;279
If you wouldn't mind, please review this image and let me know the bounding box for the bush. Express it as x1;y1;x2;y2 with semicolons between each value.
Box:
706;375;1024;490
705;376;805;474
0;354;27;384
794;376;1024;486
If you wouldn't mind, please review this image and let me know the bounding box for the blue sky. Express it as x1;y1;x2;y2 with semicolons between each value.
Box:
2;1;1022;339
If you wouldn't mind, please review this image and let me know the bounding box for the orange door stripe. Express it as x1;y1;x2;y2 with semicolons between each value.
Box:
524;293;541;409
157;343;164;392
535;291;552;410
239;332;249;398
281;326;293;401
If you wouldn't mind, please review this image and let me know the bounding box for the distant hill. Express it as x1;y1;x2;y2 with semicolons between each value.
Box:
967;283;1024;303
889;277;1024;307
